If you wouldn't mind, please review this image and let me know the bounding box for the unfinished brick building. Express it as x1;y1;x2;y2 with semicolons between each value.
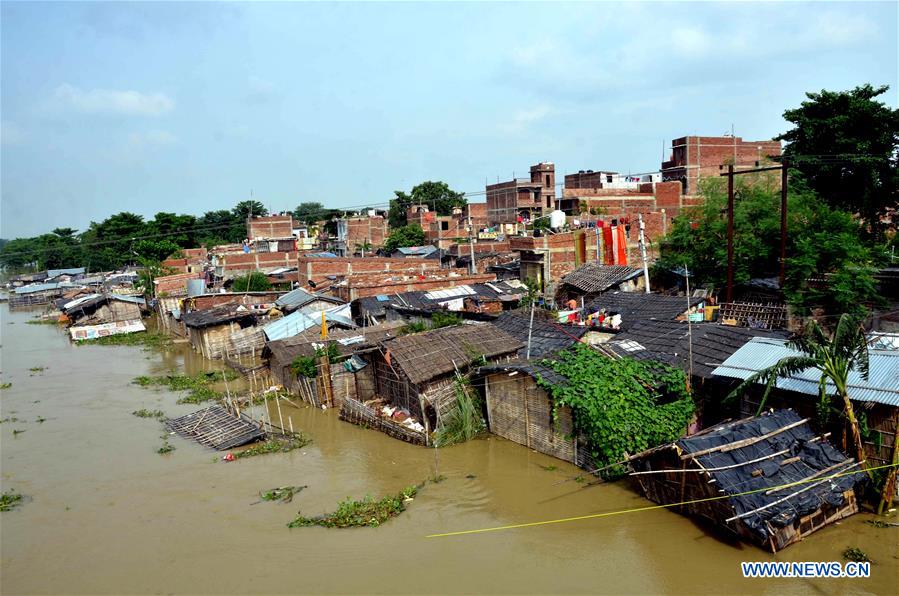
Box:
660;135;782;195
296;256;440;287
486;162;556;225
248;215;295;241
333;271;497;301
335;215;389;255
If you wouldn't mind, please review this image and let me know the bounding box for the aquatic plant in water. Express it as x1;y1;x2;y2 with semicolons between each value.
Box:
434;378;485;447
133;409;166;419
77;332;173;350
0;382;11;389
234;433;311;459
843;547;871;563
132;370;238;404
0;490;25;512
260;486;307;503
287;485;418;528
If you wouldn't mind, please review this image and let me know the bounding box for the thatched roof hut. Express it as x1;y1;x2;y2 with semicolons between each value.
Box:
628;409;865;551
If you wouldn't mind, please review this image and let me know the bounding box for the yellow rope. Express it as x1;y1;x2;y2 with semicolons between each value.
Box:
425;462;897;538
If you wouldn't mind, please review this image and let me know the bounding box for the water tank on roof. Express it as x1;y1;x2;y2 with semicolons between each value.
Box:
186;278;206;297
549;210;566;230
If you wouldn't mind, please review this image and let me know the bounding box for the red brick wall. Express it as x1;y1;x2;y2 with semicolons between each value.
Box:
448;241;511;256
248;215;294;240
154;272;203;297
336;271;497;301
190;292;284;310
297;256;440;284
217;251;296;276
346;217;388;249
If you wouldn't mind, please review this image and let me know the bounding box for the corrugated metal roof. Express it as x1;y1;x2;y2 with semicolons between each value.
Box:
15;281;81;294
712;337;899;406
275;288;343;309
262;305;355;341
47;267;86;277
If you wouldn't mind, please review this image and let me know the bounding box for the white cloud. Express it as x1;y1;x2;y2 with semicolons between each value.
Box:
500;105;552;134
128;129;178;147
671;27;712;58
1;121;24;145
54;83;174;116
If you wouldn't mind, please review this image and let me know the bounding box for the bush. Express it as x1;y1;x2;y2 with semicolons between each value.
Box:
232;272;272;292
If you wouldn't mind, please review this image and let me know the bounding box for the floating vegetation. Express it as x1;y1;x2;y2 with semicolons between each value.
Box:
77;331;173;350
29;367;45;373
26;318;59;325
12;429;26;436
429;474;447;484
0;417;20;424
843;547;871;563
865;519;898;529
36;416;46;423
260;485;307;503
133;409;166;419
0;383;11;390
288;485;418;529
234;433;311;459
157;432;176;454
1;490;25;512
133;370;238;404
539;464;558;472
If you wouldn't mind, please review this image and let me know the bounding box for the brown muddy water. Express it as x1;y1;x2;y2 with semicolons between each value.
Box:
1;304;896;595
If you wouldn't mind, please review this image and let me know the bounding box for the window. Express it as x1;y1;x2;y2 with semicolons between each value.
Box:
441;221;449;231
606;175;613;183
544;174;551;187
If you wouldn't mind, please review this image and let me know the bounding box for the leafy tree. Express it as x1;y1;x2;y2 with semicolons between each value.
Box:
384;224;426;253
133;239;182;262
232;272;272;292
135;258;174;297
389;181;466;228
777;84;899;238
293;202;341;225
0;237;41;270
727;315;870;478
656;178;879;316
197;209;244;245
232;200;268;223
83;212;147;270
146;212;198;248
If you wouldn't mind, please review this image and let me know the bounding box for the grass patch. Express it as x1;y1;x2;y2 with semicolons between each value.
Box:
433;378;485;447
260;486;307;503
132;370;238;404
843;547;871;563
133;409;166;419
234;433;311;459
1;490;24;512
77;331;173;350
287;485;418;528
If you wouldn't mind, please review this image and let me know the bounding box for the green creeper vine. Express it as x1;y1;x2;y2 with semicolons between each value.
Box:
537;344;694;476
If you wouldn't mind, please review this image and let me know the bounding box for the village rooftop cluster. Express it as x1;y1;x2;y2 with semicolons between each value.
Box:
5;130;899;554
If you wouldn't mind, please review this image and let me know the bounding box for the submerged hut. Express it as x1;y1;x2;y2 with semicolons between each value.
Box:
628;409;865;552
477;362;588;466
182;304;258;359
344;324;521;444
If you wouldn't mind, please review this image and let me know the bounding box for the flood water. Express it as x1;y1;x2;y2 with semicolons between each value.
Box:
1;303;896;594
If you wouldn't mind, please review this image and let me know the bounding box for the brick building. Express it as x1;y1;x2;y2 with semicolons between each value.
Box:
333;270;497;301
248;215;295;241
335;216;389;256
212;251;296;279
486;162;556;225
407;203;492;249
661;135;782;195
296;256;441;287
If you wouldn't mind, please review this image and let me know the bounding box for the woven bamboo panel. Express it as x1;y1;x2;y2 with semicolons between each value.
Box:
339;397;428;445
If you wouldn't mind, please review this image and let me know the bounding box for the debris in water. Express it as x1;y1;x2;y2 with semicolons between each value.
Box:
36;416;46;423
260;486;307;503
287;485;419;528
0;382;11;390
842;547;871;563
539;464;558;472
132;409;166;419
866;519;898;529
29;367;45;373
1;490;25;512
12;429;26;436
234;433;311;459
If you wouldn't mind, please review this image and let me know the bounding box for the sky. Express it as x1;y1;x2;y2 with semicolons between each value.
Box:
1;1;896;237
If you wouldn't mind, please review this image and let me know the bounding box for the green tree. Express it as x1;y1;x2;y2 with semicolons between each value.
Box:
147;212;198;248
384;224;426;253
293;202;341;225
135;257;174;297
389;181;466;228
83;212;148;270
198;209;244;245
232;200;268;224
727;315;870;477
656;179;879;316
232;272;272;292
133;239;182;262
777;84;899;238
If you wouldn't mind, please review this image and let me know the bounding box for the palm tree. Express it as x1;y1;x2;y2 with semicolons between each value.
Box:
728;314;869;472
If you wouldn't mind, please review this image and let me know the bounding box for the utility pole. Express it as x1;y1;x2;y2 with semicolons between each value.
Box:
637;213;650;293
468;213;476;275
721;161;789;303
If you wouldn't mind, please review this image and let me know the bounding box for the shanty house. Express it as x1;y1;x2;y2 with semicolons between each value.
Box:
629;409;865;552
556;263;643;302
345;324;521;444
182;304;258;359
477;362;590;466
63;294;147;340
489;309;587;358
713;337;899;489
